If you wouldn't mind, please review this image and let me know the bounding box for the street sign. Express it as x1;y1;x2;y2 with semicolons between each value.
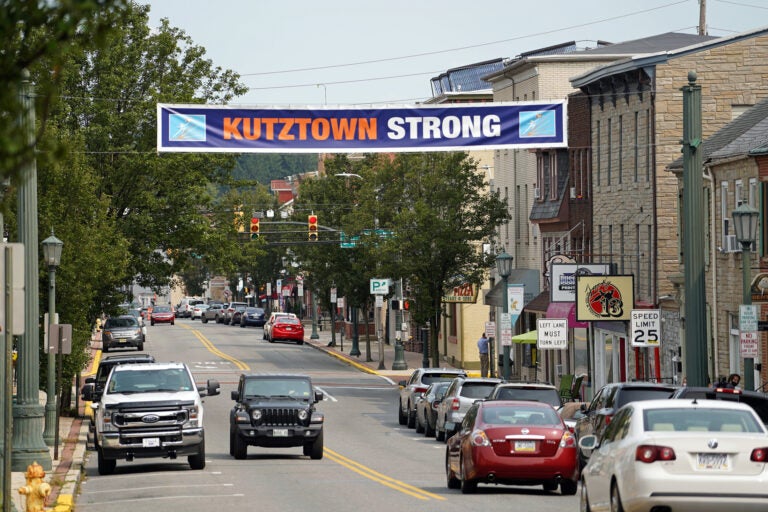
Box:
370;278;390;295
740;305;758;332
484;321;496;337
630;309;661;347
337;297;345;309
500;313;512;346
330;287;337;303
537;319;568;349
375;295;383;307
741;330;759;358
49;324;73;354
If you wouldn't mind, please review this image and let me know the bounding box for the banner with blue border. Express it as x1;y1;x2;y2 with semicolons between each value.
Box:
157;101;566;153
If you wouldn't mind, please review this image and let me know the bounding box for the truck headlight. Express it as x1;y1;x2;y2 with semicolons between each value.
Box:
100;411;118;432
298;410;308;421
186;405;200;427
251;409;262;422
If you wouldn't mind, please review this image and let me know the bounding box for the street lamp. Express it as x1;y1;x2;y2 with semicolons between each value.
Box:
733;202;760;391
496;249;514;381
42;230;63;447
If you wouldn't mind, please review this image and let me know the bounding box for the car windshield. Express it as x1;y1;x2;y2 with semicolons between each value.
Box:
482;405;561;426
243;379;311;399
616;388;675;408
105;317;138;328
108;368;193;394
153;306;171;313
493;387;560;407
644;407;764;433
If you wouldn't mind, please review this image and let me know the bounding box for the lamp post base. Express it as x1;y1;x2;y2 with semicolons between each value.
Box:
392;341;408;370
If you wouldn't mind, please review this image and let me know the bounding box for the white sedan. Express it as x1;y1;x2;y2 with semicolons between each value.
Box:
579;399;768;512
190;304;209;320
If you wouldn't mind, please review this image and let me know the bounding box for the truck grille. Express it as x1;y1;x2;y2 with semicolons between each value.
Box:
259;408;302;426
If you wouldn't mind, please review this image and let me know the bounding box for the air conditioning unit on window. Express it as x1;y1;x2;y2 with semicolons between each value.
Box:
533;187;541;199
570;187;576;199
725;234;740;253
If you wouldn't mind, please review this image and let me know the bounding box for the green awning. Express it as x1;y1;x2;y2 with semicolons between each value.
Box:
511;330;537;344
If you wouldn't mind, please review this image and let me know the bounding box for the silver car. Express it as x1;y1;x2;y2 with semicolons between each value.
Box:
434;376;502;441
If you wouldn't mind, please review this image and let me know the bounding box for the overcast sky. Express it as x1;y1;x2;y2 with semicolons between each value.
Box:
140;0;767;106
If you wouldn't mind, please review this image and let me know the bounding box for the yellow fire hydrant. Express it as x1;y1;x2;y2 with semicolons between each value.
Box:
18;461;51;512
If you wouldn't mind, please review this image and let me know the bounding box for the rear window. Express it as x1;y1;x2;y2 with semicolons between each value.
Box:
483;405;561;425
277;318;301;325
492;387;561;407
105;317;138;328
423;373;465;385
616;388;675;408
460;383;498;399
644;407;764;433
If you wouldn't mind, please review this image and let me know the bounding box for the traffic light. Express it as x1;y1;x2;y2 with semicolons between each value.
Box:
391;299;400;310
250;217;260;239
402;299;410;311
308;214;318;241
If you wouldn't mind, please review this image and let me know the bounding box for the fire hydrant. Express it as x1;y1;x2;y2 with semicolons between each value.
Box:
18;461;51;512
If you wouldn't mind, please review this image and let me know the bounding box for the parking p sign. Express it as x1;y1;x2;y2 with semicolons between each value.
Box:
370;278;390;295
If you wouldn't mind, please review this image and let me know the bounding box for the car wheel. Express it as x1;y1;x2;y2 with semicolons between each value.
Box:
171;320;175;326
151;320;155;326
425;418;435;437
240;322;245;328
188;439;205;470
97;447;116;475
306;430;323;460
459;455;477;494
436;425;445;442
580;477;592;512
297;340;304;345
610;482;625;512
202;316;208;324
398;400;407;425
415;413;425;434
446;449;460;489
229;430;235;456
561;479;578;496
102;343;109;353
137;342;144;351
233;432;248;460
406;405;416;429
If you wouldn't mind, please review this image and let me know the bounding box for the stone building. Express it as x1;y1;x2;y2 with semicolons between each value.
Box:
571;27;768;389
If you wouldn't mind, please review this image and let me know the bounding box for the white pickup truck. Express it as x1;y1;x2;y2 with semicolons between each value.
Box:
87;361;220;475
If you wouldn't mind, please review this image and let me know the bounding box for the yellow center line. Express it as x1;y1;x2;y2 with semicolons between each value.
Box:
179;324;250;370
324;448;445;501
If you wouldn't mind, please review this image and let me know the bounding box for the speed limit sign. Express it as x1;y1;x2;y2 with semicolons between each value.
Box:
631;309;661;347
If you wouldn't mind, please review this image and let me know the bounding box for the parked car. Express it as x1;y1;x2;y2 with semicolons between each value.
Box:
229;303;248;325
446;400;578;495
190;303;209;320
415;381;451;438
268;316;305;344
263;312;297;340
201;303;226;324
486;382;562;409
574;381;677;466
579;399;768;512
435;376;502;441
240;307;266;327
671;385;768;426
223;302;247;324
177;297;204;318
102;315;145;352
397;368;467;429
150;304;175;326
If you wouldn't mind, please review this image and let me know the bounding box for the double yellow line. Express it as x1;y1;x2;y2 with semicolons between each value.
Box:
181;324;250;371
324;448;445;501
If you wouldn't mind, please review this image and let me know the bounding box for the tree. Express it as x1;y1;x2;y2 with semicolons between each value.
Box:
366;152;509;367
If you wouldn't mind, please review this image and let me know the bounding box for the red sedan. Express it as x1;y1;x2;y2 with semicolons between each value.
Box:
150;305;175;326
446;400;578;494
267;317;304;345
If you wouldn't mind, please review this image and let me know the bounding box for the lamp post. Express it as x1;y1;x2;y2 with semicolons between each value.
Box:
310;290;319;340
733;203;760;391
496;250;513;381
42;231;63;446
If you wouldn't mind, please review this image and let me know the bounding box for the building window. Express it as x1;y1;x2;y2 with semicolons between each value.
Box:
735;179;744;207
635;224;642;298
618;115;623;184
607;118;612;185
646;109;651;182
549;152;557;200
749;177;757;207
721;181;729;248
596;120;601;187
633;111;639;183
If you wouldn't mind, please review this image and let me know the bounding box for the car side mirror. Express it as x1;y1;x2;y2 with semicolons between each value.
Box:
398;380;406;388
314;390;324;403
85;377;95;384
231;390;240;401
578;434;598;457
202;379;220;397
81;383;94;402
580;403;588;412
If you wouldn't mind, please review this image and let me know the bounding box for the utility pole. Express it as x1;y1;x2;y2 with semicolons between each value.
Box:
699;0;707;35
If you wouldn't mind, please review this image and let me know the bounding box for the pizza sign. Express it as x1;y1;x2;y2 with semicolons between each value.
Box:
576;275;634;322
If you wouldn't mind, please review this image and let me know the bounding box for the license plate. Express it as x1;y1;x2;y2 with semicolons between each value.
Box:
273;429;288;437
514;440;536;452
697;453;729;470
118;338;127;343
142;437;160;448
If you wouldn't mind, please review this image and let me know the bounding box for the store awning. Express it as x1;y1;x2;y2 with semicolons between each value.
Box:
546;302;588;329
524;291;550;314
511;330;537;344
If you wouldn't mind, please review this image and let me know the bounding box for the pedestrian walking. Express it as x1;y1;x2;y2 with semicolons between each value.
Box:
477;332;489;377
724;373;741;389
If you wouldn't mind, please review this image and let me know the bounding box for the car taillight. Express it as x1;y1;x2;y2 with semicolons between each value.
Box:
751;448;768;462
414;386;428;394
451;398;460;411
560;431;576;448
636;445;676;463
470;430;490;447
605;415;613;426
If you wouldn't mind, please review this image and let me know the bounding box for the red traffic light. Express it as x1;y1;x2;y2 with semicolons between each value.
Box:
308;214;318;241
403;299;410;310
250;217;260;239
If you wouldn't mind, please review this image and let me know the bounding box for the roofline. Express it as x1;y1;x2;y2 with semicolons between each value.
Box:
572;26;768;88
483;54;622;82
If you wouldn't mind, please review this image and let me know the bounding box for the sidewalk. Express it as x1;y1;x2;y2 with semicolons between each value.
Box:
10;325;471;511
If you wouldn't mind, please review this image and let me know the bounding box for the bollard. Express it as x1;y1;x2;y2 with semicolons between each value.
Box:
17;462;51;512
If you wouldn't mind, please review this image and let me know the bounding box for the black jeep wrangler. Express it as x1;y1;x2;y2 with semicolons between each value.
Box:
229;373;325;460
